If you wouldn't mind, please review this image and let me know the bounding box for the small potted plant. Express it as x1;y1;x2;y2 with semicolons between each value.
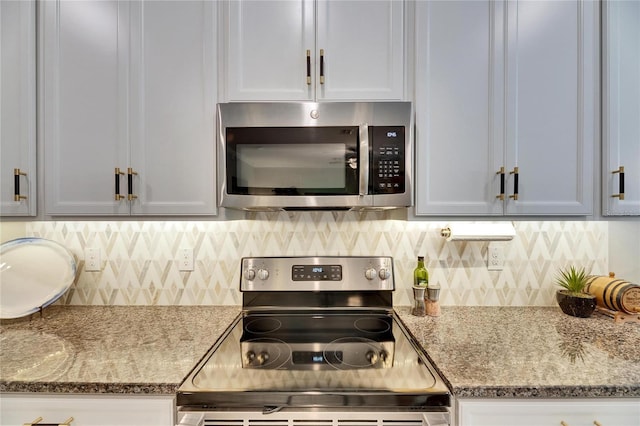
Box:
555;266;596;318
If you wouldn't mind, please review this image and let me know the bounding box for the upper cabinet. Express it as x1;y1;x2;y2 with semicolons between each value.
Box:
0;0;36;216
602;0;640;216
42;0;216;216
221;0;405;102
415;0;597;216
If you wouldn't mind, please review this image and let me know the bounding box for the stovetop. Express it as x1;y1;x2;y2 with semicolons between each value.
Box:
177;256;450;410
240;313;395;370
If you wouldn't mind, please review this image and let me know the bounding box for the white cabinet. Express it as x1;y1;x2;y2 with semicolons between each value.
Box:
0;394;174;426
602;0;640;216
0;0;36;216
457;398;640;426
42;0;216;216
415;0;597;216
222;0;404;101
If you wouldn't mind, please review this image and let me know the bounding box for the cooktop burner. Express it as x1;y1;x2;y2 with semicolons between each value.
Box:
240;313;395;370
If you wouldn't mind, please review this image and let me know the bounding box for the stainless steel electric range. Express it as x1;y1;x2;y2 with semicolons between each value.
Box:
177;256;451;426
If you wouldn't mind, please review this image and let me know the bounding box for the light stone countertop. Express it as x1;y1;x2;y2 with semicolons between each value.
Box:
1;305;638;398
396;306;640;398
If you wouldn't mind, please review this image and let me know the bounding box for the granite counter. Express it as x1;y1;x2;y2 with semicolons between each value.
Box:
396;306;640;398
0;306;241;394
1;306;638;399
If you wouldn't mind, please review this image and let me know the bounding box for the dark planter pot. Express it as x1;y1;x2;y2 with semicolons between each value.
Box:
556;290;597;318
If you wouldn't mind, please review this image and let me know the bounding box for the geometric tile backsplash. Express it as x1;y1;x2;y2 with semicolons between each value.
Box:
25;212;608;307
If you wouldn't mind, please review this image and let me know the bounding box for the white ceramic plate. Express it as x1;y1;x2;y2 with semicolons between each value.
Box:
0;238;77;319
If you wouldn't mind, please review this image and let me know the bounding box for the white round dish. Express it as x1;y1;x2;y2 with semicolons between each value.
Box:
0;238;77;319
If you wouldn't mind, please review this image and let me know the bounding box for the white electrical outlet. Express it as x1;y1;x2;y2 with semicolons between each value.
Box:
85;247;101;271
487;242;505;271
179;248;194;271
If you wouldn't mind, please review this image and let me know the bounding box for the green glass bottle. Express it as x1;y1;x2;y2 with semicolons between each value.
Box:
413;256;429;288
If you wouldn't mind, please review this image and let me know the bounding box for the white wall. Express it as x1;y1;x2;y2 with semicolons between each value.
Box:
609;221;640;284
0;222;26;242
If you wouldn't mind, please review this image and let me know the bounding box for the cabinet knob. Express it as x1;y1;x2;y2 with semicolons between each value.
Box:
593;421;603;426
13;168;27;201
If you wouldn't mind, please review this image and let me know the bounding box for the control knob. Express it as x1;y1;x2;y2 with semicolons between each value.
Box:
257;268;269;281
366;350;379;365
257;351;270;365
243;268;256;281
378;268;391;280
364;268;377;280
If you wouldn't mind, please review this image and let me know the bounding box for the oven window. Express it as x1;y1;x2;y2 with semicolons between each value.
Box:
226;127;360;195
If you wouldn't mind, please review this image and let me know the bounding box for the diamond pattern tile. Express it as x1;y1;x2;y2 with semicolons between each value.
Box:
25;215;608;307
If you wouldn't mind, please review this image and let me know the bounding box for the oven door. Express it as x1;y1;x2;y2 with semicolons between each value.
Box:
221;124;371;210
177;410;450;426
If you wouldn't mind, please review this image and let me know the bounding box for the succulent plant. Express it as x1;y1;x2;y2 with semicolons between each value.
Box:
556;266;590;297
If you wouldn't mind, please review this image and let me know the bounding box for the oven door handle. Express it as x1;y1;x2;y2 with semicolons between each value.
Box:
263;406;284;415
359;124;369;196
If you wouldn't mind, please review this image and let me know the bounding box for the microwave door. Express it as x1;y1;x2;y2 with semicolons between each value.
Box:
222;126;373;210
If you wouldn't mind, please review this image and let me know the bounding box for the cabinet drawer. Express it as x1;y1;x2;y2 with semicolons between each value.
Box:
457;398;640;426
458;398;640;426
0;394;174;426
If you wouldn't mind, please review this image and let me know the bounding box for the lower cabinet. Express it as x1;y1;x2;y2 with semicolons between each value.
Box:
457;398;640;426
0;394;174;426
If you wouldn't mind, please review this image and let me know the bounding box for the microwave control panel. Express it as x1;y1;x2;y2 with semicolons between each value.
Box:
371;126;405;194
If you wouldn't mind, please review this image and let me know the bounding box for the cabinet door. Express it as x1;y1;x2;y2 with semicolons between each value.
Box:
0;0;36;216
43;0;130;215
504;0;597;215
129;0;216;215
414;0;504;215
457;398;640;426
316;0;404;101
603;0;640;215
224;0;314;101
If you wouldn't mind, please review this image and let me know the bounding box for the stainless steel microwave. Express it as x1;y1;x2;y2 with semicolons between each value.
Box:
217;102;413;210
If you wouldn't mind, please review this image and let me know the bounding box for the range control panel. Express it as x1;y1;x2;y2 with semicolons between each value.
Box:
240;256;394;292
292;264;342;281
371;126;405;194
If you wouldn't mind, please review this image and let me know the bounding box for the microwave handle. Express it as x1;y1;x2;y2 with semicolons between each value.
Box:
359;124;369;196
